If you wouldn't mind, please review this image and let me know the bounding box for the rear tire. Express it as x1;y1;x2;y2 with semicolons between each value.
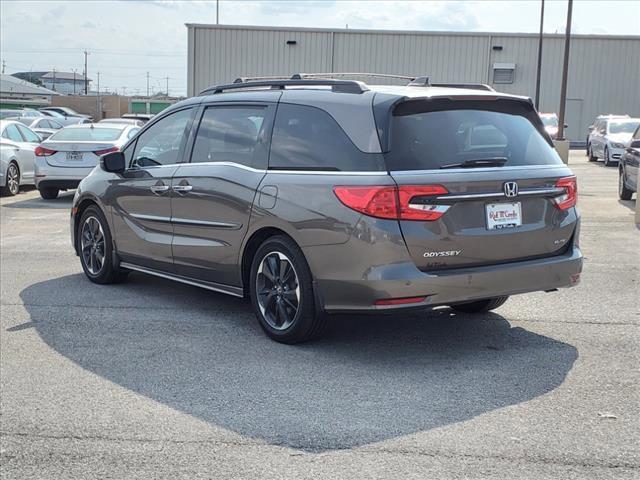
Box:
604;147;612;167
451;296;509;314
619;168;633;200
249;235;324;344
1;162;20;196
588;145;597;162
78;206;128;284
39;188;59;200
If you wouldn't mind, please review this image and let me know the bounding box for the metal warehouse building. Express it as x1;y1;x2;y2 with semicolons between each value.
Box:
187;24;640;143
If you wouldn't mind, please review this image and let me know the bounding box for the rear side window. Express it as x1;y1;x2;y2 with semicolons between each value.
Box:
191;106;266;168
15;124;40;143
269;104;384;171
385;102;562;171
2;124;23;142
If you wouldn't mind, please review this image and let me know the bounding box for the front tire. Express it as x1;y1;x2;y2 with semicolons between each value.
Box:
588;145;597;162
451;296;509;314
249;235;324;344
39;188;59;200
78;206;128;284
619;168;633;200
1;162;20;196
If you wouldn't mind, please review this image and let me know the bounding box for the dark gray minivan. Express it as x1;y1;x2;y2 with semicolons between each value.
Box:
70;76;582;343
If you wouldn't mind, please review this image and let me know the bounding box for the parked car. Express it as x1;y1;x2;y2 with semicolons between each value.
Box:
586;114;630;156
0;109;23;120
70;77;583;343
539;113;559;139
39;109;91;126
618;124;640;200
98;118;145;127
9;116;64;140
121;113;154;123
0;120;41;196
34;123;140;199
39;106;92;122
588;117;640;166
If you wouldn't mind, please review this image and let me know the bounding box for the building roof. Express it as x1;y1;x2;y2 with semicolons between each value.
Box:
0;74;59;96
41;71;91;81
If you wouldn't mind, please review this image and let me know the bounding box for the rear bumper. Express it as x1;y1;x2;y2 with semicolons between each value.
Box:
309;246;583;313
34;159;93;190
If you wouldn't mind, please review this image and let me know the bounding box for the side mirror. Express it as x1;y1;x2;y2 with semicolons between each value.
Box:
630;140;640;149
100;151;126;173
564;124;569;129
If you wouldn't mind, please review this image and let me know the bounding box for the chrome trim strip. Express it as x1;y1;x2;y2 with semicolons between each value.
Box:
171;217;240;229
130;213;172;223
179;161;266;173
266;170;387;176
391;165;566;175
435;187;564;201
120;262;244;297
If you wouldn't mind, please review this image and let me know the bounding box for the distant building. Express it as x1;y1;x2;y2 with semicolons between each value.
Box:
11;71;92;95
0;74;59;108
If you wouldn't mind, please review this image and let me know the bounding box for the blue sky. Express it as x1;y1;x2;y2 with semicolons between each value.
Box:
1;0;638;96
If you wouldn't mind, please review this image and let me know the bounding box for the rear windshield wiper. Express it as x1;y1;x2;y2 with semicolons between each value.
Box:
439;157;508;169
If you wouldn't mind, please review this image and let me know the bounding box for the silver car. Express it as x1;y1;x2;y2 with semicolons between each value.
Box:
9;116;64;141
35;123;139;199
0;120;41;196
588;116;639;166
70;75;583;343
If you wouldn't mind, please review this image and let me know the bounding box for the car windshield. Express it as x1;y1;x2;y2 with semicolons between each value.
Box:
541;116;558;127
49;127;123;142
385;102;562;170
609;120;640;134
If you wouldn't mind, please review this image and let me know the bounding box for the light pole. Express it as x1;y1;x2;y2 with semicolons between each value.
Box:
72;68;77;95
534;0;545;110
557;0;573;142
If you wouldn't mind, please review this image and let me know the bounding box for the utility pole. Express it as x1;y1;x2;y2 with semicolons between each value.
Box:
216;0;219;24
52;68;57;91
96;71;101;120
165;76;170;96
146;71;150;97
557;0;573;141
534;0;545;110
83;50;89;95
72;68;77;95
1;59;5;74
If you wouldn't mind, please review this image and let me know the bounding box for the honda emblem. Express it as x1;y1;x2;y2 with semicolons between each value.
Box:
504;182;518;197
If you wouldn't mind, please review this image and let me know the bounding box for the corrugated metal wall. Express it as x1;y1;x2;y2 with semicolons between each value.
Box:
187;25;640;142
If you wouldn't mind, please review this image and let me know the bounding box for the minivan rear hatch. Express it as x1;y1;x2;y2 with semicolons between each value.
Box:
380;96;578;271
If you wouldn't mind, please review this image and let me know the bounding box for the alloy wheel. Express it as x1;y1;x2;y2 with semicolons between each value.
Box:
256;251;300;330
7;164;19;195
80;216;106;275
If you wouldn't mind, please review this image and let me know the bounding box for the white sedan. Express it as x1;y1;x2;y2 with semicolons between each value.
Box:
34;123;140;199
0;120;42;196
589;118;640;166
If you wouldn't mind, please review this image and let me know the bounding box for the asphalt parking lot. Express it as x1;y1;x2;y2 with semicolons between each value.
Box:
1;150;638;479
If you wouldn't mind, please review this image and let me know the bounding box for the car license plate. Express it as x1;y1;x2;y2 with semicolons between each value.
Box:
66;152;83;161
486;202;522;230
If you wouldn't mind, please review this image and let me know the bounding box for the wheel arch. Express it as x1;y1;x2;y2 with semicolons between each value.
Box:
72;197;111;255
240;227;300;297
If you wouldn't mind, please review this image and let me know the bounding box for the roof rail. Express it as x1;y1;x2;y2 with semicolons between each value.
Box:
296;72;418;82
199;74;369;95
429;83;495;92
407;76;430;87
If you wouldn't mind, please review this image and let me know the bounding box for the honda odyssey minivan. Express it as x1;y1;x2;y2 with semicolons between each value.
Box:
70;75;582;343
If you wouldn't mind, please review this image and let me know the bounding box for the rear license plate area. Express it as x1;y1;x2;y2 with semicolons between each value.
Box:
486;202;522;230
66;152;83;161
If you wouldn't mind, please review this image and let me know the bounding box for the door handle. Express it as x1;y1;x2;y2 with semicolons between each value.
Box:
150;184;170;194
172;184;193;194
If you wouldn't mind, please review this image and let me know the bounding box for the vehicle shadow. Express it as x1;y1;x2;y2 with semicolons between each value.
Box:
19;273;578;451
2;192;74;209
618;198;636;212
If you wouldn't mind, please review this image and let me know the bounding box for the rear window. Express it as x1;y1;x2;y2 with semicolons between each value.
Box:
50;127;123;142
385;100;562;171
269;104;384;171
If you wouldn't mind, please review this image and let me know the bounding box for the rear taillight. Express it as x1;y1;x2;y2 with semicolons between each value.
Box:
94;146;119;156
333;185;449;221
35;146;57;156
553;176;577;210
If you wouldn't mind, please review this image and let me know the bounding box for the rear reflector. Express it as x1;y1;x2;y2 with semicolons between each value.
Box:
333;185;449;221
553;176;577;210
375;296;427;306
94;146;119;156
35;146;57;156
